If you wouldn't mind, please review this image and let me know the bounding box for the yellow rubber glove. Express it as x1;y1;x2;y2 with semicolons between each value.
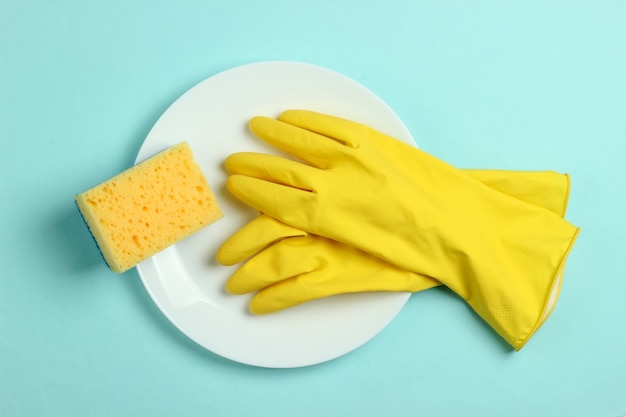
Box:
224;110;580;350
218;170;571;317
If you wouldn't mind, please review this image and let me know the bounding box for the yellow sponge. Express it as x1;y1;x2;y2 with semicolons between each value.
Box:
75;142;223;273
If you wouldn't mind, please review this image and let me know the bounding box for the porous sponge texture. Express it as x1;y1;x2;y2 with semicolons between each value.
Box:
75;142;223;273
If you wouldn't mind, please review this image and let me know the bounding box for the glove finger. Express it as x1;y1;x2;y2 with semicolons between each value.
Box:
216;215;306;265
249;270;341;314
279;110;369;148
225;152;321;192
225;236;320;294
249;116;349;169
240;235;442;312
248;267;438;314
226;174;316;230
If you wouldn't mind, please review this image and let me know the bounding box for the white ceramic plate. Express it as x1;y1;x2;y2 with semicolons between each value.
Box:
135;61;414;368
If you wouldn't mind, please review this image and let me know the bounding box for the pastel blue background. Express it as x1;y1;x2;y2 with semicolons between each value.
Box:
1;1;625;416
